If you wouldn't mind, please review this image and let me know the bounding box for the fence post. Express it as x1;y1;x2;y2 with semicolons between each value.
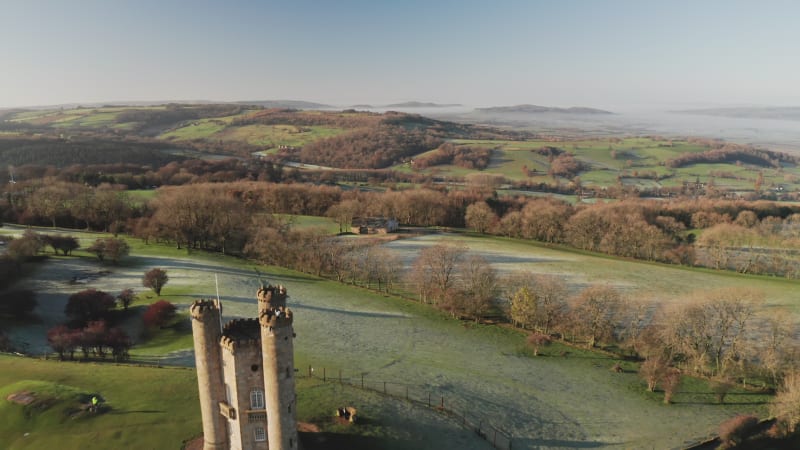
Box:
323;367;326;382
428;392;431;407
339;369;342;383
308;365;312;377
383;381;386;393
441;396;444;409
361;374;364;389
405;386;409;400
493;428;497;447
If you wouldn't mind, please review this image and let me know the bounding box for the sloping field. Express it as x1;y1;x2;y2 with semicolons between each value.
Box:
383;233;800;311
3;230;785;449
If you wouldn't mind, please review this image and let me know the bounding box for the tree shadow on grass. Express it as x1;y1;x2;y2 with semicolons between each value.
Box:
300;432;413;450
292;303;411;320
516;437;608;449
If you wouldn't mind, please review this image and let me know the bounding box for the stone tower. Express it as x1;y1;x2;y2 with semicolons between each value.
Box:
258;286;299;450
190;299;227;450
191;285;298;450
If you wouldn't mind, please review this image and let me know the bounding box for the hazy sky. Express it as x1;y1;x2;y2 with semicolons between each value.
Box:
1;0;799;109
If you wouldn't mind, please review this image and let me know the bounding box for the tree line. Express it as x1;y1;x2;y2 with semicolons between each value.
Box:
5;178;800;276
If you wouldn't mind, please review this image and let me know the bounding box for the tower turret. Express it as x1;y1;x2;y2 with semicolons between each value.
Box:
259;290;298;450
190;299;227;450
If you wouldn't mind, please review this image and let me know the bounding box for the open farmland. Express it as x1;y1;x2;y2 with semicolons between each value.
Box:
383;233;800;312
2;229;785;449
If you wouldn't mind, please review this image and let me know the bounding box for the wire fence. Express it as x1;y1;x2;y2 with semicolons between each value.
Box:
302;365;513;450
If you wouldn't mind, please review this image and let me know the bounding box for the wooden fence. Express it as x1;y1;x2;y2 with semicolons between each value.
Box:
303;365;513;450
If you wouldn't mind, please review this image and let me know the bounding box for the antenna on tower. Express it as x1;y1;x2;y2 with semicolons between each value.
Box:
254;268;267;289
215;273;223;330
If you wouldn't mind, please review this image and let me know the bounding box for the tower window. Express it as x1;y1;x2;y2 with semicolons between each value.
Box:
250;389;265;410
254;426;266;442
251;364;259;372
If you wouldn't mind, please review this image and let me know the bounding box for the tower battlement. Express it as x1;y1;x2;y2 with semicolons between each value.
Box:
257;285;287;309
220;318;261;353
259;307;294;330
190;299;220;320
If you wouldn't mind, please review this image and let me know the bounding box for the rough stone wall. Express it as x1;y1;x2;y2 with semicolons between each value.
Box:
221;332;268;450
190;300;227;450
260;306;299;450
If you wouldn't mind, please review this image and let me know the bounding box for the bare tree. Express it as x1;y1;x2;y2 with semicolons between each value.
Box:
662;367;681;404
465;201;496;234
639;357;668;392
770;370;800;433
662;287;762;377
569;285;622;348
760;311;799;385
454;255;498;321
407;243;466;305
327;199;361;233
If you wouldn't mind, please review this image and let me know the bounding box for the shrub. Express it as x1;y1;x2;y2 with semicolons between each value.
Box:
712;378;734;404
527;333;552;356
142;300;177;329
718;415;759;446
117;288;136;311
662;368;681;404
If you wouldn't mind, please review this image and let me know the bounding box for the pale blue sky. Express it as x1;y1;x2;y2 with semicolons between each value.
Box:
1;0;798;109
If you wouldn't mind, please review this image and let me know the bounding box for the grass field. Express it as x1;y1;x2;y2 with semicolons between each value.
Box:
0;355;488;450
396;137;800;193
384;232;800;312
3;228;788;448
160;120;345;149
0;355;201;450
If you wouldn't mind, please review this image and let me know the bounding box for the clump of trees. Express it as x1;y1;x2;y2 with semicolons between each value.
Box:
42;235;80;255
47;320;131;361
47;287;132;361
412;143;493;170
406;244;498;321
87;237;130;264
64;288;116;327
284;124;443;169
666;146;797;169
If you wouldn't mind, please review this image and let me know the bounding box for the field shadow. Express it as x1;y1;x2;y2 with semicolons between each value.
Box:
299;432;411;450
109;409;166;414
517;437;607;449
292;303;410;320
